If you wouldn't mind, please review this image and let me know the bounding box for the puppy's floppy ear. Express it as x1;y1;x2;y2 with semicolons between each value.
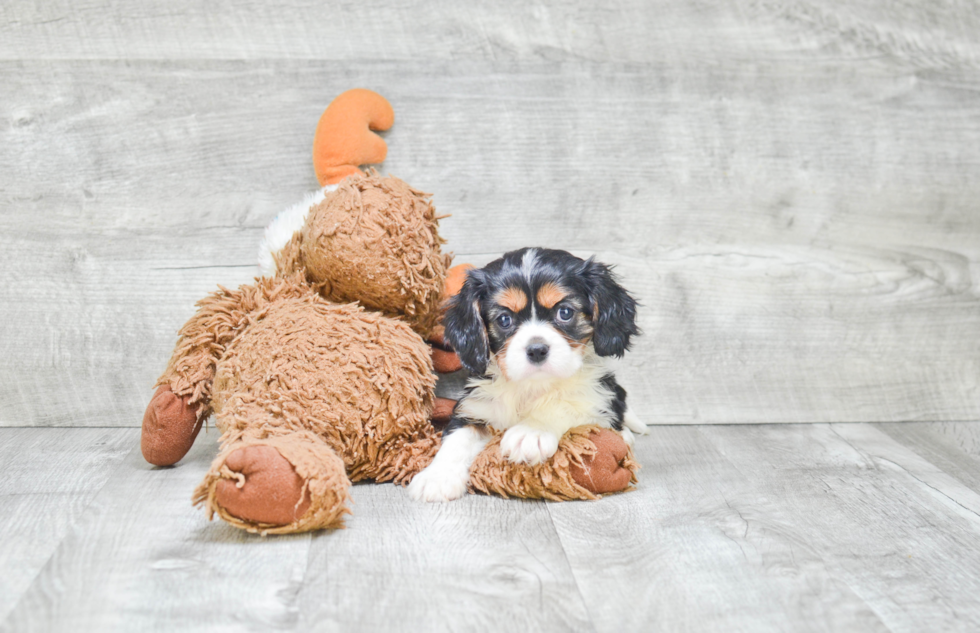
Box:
582;258;639;357
442;269;490;374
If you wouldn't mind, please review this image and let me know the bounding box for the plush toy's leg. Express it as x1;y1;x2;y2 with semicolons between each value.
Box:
193;429;351;535
156;277;311;413
144;276;312;466
141;385;203;466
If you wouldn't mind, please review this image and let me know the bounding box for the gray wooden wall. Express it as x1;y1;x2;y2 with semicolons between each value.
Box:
2;1;978;427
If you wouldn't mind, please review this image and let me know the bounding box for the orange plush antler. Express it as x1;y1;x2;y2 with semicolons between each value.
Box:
312;88;395;186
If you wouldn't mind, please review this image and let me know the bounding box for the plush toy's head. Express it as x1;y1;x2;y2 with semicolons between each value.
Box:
261;89;451;338
294;172;449;336
267;172;450;338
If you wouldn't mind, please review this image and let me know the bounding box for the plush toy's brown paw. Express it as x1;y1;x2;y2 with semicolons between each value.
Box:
214;446;312;526
430;397;457;430
428;264;473;374
569;429;633;494
428;327;463;373
431;347;463;373
141;385;203;467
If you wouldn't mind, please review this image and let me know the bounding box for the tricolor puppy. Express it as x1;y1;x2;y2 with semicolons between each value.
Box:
408;247;646;502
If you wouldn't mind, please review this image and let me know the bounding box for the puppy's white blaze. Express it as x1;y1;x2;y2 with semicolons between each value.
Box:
503;320;583;382
407;426;488;502
457;346;617;439
623;407;648;435
257;184;338;276
520;248;539;284
520;249;540;318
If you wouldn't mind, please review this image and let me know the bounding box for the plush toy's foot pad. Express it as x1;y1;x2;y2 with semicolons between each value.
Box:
141;385;202;466
214;446;312;526
194;430;352;535
569;428;634;494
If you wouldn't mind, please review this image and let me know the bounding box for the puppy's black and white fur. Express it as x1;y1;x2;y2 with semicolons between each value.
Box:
408;247;645;502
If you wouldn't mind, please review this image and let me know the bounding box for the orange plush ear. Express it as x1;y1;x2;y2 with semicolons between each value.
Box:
442;263;474;303
312;88;395;186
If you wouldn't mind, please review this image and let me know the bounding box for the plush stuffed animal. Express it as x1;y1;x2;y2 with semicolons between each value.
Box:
141;89;637;535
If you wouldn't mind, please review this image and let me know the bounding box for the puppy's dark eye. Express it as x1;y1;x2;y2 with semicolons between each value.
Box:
556;306;574;322
496;314;513;329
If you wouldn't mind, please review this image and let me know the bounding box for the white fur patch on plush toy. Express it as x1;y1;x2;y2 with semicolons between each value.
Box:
258;184;338;276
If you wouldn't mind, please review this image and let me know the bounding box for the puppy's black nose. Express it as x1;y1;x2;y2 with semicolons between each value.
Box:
526;339;550;364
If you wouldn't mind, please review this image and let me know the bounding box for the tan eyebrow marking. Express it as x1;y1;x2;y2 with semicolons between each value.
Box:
494;286;527;313
536;283;568;310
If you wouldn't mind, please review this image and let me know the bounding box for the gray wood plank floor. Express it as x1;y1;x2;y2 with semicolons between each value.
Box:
3;423;980;632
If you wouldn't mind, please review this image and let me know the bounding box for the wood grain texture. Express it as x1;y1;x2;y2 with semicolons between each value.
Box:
4;424;980;631
294;486;592;632
0;1;825;61
0;428;591;632
0;427;138;624
0;428;320;632
874;421;980;496
547;423;980;632
1;0;977;65
1;1;979;425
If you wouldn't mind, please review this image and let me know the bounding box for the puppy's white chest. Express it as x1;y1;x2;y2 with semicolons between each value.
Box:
457;365;613;438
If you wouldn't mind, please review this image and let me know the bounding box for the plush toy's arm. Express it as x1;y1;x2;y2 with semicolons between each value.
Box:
142;274;312;466
468;426;639;500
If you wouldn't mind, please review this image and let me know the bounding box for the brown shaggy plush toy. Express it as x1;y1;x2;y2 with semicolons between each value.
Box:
141;89;637;534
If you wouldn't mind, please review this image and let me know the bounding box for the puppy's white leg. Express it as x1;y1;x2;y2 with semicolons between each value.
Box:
408;426;489;502
623;407;648;435
500;424;560;466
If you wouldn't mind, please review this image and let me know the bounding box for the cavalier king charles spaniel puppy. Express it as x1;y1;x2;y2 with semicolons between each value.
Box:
408;247;646;502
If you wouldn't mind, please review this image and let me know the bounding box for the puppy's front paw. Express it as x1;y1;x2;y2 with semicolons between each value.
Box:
619;427;636;447
407;465;469;503
623;408;648;435
500;425;560;466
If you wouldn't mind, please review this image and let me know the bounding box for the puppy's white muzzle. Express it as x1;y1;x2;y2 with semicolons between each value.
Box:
503;321;582;381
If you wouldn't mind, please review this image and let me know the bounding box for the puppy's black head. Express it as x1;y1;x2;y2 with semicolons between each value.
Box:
443;248;639;377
